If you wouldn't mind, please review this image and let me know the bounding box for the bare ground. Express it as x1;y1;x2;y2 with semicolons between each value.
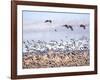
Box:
22;50;90;69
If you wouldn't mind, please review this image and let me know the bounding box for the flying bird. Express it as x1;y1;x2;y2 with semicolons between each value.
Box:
80;24;86;29
44;20;52;23
63;24;73;31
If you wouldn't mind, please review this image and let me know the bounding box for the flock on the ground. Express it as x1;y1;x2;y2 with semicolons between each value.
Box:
23;37;89;54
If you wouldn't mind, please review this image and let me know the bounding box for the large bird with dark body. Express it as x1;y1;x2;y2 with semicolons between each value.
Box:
80;24;86;29
63;24;73;31
44;20;52;23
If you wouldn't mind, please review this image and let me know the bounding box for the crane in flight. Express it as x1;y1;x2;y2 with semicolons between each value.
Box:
63;24;73;31
80;24;86;29
44;20;52;23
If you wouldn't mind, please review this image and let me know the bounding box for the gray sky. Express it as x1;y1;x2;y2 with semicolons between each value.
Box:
22;11;90;42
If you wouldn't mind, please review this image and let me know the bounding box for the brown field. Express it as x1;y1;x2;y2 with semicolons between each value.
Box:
22;50;90;69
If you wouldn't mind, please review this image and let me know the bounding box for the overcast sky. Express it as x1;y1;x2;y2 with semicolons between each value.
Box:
22;11;90;42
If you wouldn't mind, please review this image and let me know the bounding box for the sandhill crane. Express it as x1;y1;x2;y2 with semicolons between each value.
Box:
44;20;52;23
63;24;73;31
80;24;86;29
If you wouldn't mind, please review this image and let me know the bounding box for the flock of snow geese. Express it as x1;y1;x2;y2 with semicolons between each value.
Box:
23;37;89;54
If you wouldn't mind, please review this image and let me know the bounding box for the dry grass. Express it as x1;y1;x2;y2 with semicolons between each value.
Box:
22;50;89;69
